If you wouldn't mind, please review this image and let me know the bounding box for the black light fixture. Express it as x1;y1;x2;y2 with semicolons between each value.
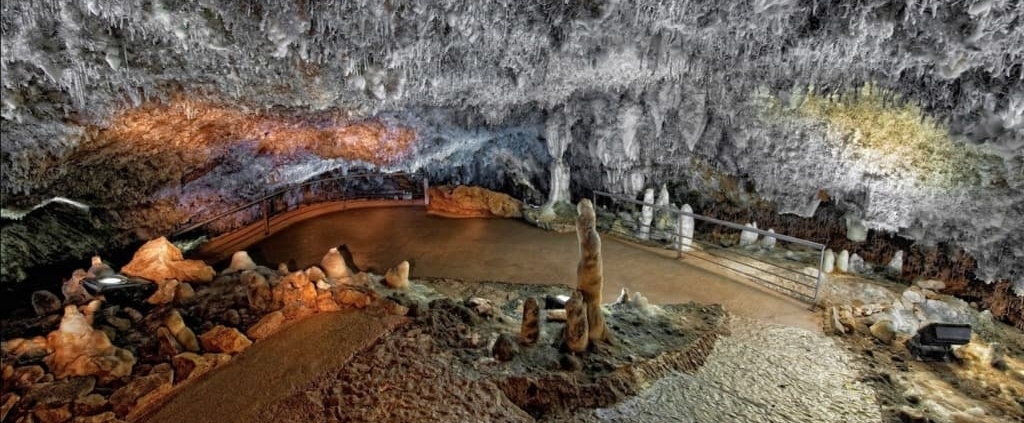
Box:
906;323;972;361
82;274;155;304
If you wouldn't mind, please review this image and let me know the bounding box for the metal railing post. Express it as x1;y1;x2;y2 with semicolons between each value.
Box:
811;247;826;309
423;174;430;205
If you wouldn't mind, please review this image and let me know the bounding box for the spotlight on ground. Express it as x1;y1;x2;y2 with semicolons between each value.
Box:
83;274;156;304
906;323;972;362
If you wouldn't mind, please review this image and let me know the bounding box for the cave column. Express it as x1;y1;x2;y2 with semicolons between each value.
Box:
540;110;571;220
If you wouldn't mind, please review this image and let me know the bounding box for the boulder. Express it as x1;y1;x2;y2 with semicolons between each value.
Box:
32;404;71;423
274;271;317;318
23;376;95;407
915;279;946;291
45;306;135;382
759;228;776;250
109;369;173;418
175;282;196;303
171;353;212;382
492;334;518;361
886;250;904;277
849;253;867;273
32;291;63;316
426;185;523;218
246;311;286;341
315;292;341;312
305;266;327;284
156;327;184;359
164;310;199;352
146;279;180;305
563;290;588;353
320;248;351;280
334;289;371;309
738;222;759;247
73;393;109;416
2;337;50;362
199;325;252;354
384;261;410;290
62;269;93;305
870;320;896;343
120;237;215;284
227;251;257;273
242;270;273;312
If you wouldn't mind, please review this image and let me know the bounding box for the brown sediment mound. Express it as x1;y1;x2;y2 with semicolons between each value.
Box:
427;185;523;218
265;279;728;422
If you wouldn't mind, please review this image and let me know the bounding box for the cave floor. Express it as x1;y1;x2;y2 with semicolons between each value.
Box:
239;206;819;332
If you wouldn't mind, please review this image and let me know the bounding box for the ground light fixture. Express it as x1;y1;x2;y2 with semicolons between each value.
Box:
82;274;156;304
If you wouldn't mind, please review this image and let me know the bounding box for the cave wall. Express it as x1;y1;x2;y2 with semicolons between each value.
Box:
1;0;1022;293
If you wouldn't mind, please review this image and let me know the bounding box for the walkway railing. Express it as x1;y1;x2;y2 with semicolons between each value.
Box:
592;191;826;307
171;171;428;241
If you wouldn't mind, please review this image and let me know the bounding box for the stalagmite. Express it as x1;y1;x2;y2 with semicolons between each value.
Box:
739;223;759;247
87;256;115;278
760;228;776;250
638;188;655;240
677;204;695;253
576;199;608;342
823;249;836;273
519;297;540;346
321;247;351;280
837;250;850;273
228;251;257;272
887;251;904;277
563;290;588;353
654;184;671;231
384;261;410;289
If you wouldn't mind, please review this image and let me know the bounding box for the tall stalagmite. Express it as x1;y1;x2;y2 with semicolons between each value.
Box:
576;199;608;342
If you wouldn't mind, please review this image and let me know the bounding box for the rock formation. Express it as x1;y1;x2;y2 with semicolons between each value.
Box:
427;185;523;218
120;237;215;284
760;229;777;250
45;306;136;381
739;223;759;247
837;250;851;273
320;247;351;280
887;251;904;277
677;204;695;254
227;251;258;273
199;326;252;354
519;297;540;346
242;270;274;313
31;291;62;316
61;269;93;305
274;271;318;319
823;249;836;274
576;199;608;342
638;188;655;240
563;290;588;354
384;261;410;290
146;279;180;305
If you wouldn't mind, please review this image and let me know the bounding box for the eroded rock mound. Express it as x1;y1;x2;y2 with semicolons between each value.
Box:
120;237;215;284
45;306;136;382
427;185;523;218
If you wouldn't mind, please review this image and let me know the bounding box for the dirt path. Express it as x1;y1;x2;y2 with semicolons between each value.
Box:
244;207;819;332
141;311;405;423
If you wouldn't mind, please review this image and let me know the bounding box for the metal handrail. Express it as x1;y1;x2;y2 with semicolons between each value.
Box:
172;171;426;238
592;190;826;307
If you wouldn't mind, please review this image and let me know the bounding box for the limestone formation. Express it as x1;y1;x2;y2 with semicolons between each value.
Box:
227;251;258;273
320;247;352;280
305;266;327;284
109;367;173;418
146;279;180;305
274;271;318;319
2;337;49;362
492;334;518;361
576;199;608;342
760;229;776;250
653;184;671;231
836;250;850;273
175;282;196;303
845;216;868;242
45;306;136;381
199;325;252;354
677;204;695;253
519;297;540;346
563;290;588;353
850;253;867;274
887;250;904;277
615;287;631;305
384;261;410;290
87;256;116;278
739;222;759;247
120;237;215;284
823;249;836;274
426;185;523;218
62;269;93;305
247;311;286;341
242;270;273;312
638;188;655;240
31;291;62;316
164;310;199;352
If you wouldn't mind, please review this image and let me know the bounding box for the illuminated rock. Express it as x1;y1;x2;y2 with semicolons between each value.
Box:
274;271;317;319
320;248;351;280
120;237;215;284
199;326;252;354
836;250;850;273
887;250;904;277
246;311;286;341
677;204;695;253
849;253;867;273
109;365;173;418
45;306;136;381
305;266;327;284
384;261;410;290
823;249;836;273
563;290;588;353
2;337;49;362
146;279;179;305
576;199;608;342
845;216;868;242
427;185;522;218
519;297;540;346
87;256;115;278
164;310;199;353
741;222;757;245
760;228;776;250
227;251;257;273
242;270;273;313
31;291;62;316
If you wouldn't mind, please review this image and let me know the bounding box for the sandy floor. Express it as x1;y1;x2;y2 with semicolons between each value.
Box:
141;311;405;423
246;207;818;332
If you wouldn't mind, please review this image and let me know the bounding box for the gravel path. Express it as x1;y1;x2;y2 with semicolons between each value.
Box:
578;317;882;423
